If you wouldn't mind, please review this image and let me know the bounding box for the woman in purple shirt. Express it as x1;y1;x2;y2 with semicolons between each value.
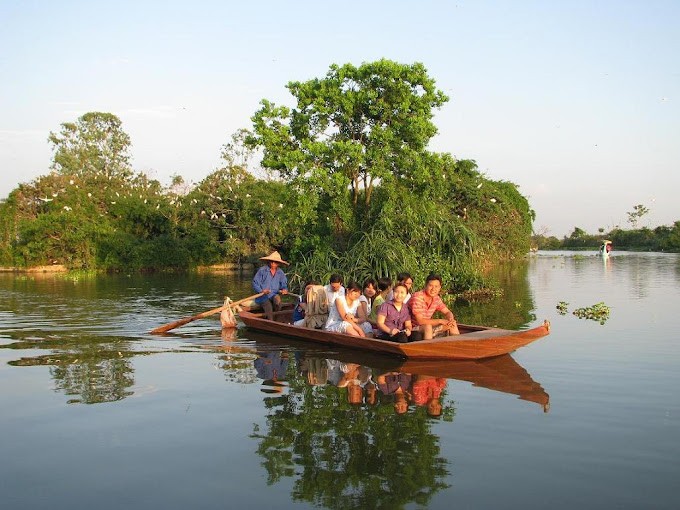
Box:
375;283;414;343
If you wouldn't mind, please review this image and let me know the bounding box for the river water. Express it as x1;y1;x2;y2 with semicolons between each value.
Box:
1;252;678;509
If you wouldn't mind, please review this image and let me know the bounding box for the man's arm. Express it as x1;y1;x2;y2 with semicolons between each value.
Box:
252;267;270;294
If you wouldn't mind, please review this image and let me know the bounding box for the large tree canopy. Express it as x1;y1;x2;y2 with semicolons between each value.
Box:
249;59;449;210
48;112;132;179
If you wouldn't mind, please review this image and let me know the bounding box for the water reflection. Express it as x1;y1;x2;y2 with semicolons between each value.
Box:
1;303;549;507
4;336;138;403
250;353;451;507
243;341;549;507
254;350;290;393
455;259;538;329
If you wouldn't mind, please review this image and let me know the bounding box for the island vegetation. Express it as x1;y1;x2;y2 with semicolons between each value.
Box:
2;60;675;293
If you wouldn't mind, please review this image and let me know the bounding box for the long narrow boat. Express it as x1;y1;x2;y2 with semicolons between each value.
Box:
239;309;550;361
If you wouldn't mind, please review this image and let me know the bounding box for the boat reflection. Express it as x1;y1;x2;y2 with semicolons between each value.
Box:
397;356;550;412
245;330;549;412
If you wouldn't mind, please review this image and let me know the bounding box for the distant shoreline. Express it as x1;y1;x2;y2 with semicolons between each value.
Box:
0;263;255;274
0;265;68;273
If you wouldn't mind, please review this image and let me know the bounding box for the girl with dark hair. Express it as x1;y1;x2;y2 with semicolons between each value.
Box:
324;281;374;336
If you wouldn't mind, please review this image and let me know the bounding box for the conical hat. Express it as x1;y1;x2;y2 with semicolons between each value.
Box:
259;250;289;266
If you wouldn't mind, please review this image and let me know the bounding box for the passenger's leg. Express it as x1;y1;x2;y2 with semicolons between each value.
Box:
409;328;424;342
421;324;434;340
343;321;361;336
448;323;460;335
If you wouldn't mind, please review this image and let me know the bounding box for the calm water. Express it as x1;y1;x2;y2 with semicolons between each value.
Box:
1;252;679;509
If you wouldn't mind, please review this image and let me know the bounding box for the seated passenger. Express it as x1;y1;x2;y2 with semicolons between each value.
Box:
369;277;392;323
375;283;414;343
295;283;329;329
324;281;374;337
358;278;377;319
324;273;345;307
386;272;414;303
409;273;459;340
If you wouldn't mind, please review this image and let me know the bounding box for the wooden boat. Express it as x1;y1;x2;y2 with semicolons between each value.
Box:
239;308;550;361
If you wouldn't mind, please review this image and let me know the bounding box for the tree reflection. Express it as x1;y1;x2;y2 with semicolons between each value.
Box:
6;336;135;404
48;350;134;404
456;259;537;328
250;356;451;508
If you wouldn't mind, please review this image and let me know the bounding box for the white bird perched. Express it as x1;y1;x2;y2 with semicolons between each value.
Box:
69;179;74;185
477;183;483;189
39;197;53;202
490;198;497;203
63;205;72;211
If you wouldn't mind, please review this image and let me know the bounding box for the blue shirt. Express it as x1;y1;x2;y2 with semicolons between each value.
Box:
252;265;288;304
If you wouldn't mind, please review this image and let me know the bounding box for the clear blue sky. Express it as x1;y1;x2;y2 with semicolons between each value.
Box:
1;0;678;237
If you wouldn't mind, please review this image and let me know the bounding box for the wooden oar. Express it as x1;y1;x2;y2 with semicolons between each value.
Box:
150;292;265;334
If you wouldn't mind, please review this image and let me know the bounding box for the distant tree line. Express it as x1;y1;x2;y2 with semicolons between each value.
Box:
533;223;680;252
0;60;537;291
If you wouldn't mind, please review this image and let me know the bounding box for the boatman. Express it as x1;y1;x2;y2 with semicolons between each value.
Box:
252;251;289;320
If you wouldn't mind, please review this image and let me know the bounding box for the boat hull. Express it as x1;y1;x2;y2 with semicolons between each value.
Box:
239;310;550;360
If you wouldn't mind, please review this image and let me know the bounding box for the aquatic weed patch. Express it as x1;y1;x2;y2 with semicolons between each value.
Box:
556;301;611;324
573;302;611;324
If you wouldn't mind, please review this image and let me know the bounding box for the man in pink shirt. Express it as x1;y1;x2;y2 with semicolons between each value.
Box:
409;273;460;340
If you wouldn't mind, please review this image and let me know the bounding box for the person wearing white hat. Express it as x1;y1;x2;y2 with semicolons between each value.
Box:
252;251;290;320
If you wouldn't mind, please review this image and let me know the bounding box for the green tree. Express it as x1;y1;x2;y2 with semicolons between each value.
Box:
627;203;650;229
249;59;448;220
48;112;132;180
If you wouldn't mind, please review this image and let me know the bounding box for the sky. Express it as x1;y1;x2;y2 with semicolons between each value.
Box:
1;0;678;237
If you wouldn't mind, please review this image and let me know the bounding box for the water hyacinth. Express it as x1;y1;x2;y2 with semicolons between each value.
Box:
572;302;611;325
556;301;611;324
556;301;569;315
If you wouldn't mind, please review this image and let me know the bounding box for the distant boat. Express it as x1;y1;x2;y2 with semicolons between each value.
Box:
599;240;612;257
